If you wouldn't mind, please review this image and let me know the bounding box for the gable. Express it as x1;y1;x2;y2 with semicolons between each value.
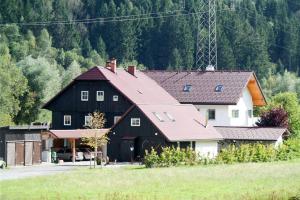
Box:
246;74;266;106
43;80;132;112
111;104;223;142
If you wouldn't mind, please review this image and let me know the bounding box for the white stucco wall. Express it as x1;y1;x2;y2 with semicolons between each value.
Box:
195;141;219;158
228;87;254;126
274;136;283;148
194;87;254;126
194;104;229;126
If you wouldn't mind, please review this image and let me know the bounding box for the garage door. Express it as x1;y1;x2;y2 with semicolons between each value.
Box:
6;142;15;166
15;142;25;165
33;142;41;164
25;142;33;165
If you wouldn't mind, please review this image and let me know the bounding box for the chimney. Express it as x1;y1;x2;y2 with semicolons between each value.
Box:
206;64;215;71
106;58;117;73
128;66;136;76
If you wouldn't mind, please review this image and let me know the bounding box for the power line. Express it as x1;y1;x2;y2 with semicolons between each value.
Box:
0;9;226;27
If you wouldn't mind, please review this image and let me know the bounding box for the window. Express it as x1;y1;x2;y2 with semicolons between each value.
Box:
96;91;104;101
164;112;175;122
232;110;239;118
248;110;253;118
131;118;140;126
114;116;121;124
215;85;224;92
64;115;71;126
153;112;164;122
84;115;92;126
113;95;119;101
208;109;216;120
81;91;89;101
183;84;192;92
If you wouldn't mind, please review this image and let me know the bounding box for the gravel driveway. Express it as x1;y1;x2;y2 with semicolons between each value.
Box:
0;164;78;181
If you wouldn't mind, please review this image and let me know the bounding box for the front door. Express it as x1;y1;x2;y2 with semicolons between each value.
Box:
120;140;135;162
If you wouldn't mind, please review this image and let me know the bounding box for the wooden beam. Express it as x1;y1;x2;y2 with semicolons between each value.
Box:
72;138;75;163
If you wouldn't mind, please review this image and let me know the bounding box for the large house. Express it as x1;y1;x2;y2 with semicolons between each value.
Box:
1;60;287;166
144;70;267;126
39;60;286;163
43;60;223;162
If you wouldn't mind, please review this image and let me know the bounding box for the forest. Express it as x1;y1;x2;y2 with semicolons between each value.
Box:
0;0;300;126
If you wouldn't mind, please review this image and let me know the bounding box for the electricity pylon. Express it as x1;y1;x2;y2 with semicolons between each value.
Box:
195;0;217;70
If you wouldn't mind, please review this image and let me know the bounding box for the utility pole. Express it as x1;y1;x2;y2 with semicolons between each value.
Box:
195;0;217;71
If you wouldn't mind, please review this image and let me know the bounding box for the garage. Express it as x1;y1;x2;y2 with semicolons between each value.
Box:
0;125;48;166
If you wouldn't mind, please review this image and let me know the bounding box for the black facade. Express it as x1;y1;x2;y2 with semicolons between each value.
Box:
45;80;132;129
108;107;168;162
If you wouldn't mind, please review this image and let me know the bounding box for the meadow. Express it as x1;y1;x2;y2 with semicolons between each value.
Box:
1;160;300;200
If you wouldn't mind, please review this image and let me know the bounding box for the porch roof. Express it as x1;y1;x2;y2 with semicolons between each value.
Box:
48;129;109;139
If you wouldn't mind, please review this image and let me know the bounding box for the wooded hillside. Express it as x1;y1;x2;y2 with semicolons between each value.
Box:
0;0;300;125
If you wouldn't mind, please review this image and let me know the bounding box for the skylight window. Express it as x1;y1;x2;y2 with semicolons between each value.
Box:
164;112;175;122
183;84;192;92
153;112;164;122
215;85;224;92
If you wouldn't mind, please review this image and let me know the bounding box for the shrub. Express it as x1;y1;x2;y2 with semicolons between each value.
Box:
144;138;300;168
144;148;160;168
144;146;198;168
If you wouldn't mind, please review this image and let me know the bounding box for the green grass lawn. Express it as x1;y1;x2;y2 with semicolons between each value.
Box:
1;160;300;200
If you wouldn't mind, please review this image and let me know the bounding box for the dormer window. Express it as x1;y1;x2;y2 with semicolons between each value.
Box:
96;91;104;101
164;112;175;122
215;85;224;92
183;84;192;92
153;112;164;122
81;91;89;101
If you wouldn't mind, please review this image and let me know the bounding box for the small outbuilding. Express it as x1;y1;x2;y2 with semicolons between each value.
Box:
215;126;288;148
0;125;48;166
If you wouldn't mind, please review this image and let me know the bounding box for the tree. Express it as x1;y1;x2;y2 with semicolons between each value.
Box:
261;92;300;137
261;71;300;100
81;111;108;167
0;43;28;126
169;48;182;70
17;56;62;121
62;60;82;87
96;36;107;59
256;107;289;128
37;29;52;53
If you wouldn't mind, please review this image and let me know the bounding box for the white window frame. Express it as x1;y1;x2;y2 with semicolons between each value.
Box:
113;95;119;102
131;118;140;127
232;110;239;118
64;115;71;126
81;91;89;101
96;91;104;101
84;115;92;126
114;116;122;124
248;110;253;118
208;109;216;120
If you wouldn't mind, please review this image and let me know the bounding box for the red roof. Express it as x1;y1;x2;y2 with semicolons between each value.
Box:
138;104;222;141
76;67;107;80
97;67;178;104
45;66;223;141
143;70;266;105
49;129;109;139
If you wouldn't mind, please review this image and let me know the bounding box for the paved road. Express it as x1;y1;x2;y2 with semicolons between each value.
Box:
0;162;141;181
0;164;77;181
